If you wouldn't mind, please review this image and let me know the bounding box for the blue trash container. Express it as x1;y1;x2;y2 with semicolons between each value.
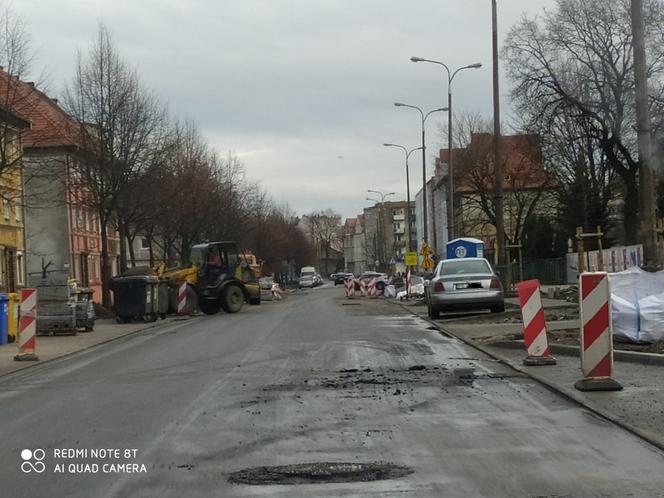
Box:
0;293;8;345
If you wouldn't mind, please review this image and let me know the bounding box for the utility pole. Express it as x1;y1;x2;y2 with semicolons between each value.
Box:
492;0;505;267
631;0;659;267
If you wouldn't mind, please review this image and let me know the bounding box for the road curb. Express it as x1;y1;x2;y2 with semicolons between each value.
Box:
489;339;664;367
396;302;664;454
0;317;194;380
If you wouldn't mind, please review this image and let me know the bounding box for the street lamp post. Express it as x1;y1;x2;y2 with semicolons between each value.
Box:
410;57;482;242
367;190;395;271
383;143;422;253
393;103;447;255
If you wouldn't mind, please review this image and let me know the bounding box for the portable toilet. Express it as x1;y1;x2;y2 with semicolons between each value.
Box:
446;238;484;259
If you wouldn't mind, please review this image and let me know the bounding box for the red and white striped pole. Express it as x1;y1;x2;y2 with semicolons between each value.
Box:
177;281;188;315
368;278;377;298
406;268;411;299
344;276;355;299
517;279;556;366
359;279;367;298
575;272;622;391
271;282;283;301
14;288;39;362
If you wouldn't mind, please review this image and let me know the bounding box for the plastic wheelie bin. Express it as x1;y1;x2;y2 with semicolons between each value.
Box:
157;279;169;319
74;288;96;331
111;275;159;323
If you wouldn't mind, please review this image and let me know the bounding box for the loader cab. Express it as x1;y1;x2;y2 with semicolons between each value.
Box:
190;242;257;288
191;243;230;286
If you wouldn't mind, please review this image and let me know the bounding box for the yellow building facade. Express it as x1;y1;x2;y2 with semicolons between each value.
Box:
0;110;30;291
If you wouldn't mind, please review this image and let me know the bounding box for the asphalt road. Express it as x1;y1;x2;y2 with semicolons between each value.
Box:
1;283;664;497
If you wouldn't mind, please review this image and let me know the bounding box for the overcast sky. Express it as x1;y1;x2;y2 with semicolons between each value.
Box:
16;0;552;220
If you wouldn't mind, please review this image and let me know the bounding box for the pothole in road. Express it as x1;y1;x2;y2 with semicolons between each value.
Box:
228;461;414;485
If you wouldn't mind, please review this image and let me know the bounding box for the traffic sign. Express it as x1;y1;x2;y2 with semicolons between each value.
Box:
388;257;396;265
420;243;432;256
404;252;418;266
422;255;434;270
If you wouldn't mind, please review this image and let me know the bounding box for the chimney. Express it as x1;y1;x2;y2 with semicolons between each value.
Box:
27;82;34;87
52;98;58;104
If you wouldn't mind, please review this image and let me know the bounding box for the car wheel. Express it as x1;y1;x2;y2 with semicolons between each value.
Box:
427;301;440;319
490;303;505;313
376;282;385;292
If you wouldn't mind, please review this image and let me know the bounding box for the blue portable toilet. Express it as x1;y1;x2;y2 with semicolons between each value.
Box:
446;238;484;259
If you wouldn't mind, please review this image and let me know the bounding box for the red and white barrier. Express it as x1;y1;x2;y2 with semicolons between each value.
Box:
344;276;355;299
177;281;188;315
271;282;283;301
575;272;622;391
359;279;368;297
517;279;556;366
14;288;38;362
368;278;377;298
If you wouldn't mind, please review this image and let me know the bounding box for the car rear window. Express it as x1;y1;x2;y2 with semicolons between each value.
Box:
440;260;491;276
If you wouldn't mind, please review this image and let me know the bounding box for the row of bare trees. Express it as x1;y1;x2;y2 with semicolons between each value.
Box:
65;26;319;302
0;11;316;304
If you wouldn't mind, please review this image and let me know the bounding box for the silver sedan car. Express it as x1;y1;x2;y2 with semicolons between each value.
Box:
425;257;504;318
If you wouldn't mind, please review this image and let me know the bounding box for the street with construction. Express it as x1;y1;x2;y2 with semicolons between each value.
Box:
2;277;664;497
4;1;664;496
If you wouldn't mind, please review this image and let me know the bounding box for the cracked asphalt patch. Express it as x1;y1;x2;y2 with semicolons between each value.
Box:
228;461;414;485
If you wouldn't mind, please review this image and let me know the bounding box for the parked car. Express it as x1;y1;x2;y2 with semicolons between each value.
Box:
259;275;275;290
425;257;505;318
356;272;389;292
298;275;315;288
333;272;354;285
397;275;425;300
313;274;323;286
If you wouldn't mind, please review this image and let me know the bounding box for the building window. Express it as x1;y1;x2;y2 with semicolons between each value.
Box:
14;202;21;223
140;237;150;250
395;234;402;242
16;252;24;286
3;199;9;222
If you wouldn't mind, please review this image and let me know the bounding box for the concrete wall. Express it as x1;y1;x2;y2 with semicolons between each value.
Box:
23;152;70;281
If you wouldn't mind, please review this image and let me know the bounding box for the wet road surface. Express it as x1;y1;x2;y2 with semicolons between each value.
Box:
1;284;663;497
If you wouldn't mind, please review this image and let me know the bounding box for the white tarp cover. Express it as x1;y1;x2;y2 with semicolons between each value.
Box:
608;267;664;343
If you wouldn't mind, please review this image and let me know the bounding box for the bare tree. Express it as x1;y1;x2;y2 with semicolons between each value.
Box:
503;0;664;244
0;4;47;200
65;24;166;305
452;114;556;255
302;209;342;274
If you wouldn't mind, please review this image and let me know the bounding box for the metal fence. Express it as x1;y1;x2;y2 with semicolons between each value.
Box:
497;256;568;286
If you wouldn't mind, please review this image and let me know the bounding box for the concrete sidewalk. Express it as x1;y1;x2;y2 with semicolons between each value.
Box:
0;316;187;377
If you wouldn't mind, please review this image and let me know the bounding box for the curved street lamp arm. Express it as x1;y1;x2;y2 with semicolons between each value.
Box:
394;102;424;121
450;63;482;85
384;143;407;155
406;146;423;160
424;107;448;122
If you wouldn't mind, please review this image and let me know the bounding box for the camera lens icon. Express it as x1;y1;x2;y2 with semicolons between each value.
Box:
20;448;46;474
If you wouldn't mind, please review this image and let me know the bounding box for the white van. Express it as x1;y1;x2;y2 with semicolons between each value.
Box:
300;266;316;278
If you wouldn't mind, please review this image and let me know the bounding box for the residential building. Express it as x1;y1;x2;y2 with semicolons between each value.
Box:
343;216;366;274
0;103;29;292
346;198;422;273
451;133;557;262
3;72;117;301
414;155;449;260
